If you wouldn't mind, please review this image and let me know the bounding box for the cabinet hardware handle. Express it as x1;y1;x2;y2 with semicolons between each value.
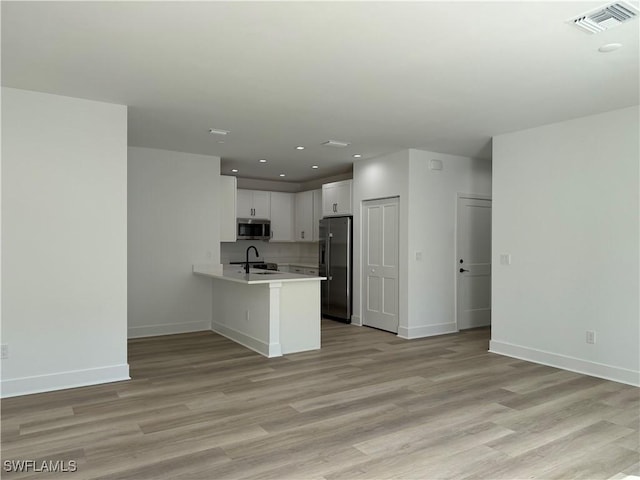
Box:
460;268;469;273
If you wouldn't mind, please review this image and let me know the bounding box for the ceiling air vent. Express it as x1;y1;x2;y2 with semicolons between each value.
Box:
321;140;351;148
569;1;639;34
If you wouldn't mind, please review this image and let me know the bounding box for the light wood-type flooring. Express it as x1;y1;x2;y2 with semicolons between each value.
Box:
2;321;639;479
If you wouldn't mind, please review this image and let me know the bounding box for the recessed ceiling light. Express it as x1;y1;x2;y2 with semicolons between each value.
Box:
295;146;305;150
208;128;230;136
312;165;319;169
279;173;286;177
231;169;238;173
598;43;623;52
353;154;362;158
259;159;267;163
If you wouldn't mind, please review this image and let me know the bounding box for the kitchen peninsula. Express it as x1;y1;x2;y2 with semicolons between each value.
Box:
193;264;325;357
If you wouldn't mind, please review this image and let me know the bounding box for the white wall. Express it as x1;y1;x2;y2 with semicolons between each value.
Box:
300;171;353;191
407;150;492;337
237;177;302;193
353;150;410;327
353;149;491;337
128;147;220;338
1;88;128;397
237;172;353;193
491;106;639;386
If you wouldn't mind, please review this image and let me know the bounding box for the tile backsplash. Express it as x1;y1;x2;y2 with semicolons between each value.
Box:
221;242;318;266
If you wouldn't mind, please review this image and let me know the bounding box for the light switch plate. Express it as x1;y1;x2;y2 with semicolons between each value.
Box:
415;251;423;261
500;254;511;265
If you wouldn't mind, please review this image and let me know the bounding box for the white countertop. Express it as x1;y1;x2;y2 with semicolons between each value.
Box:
193;264;326;285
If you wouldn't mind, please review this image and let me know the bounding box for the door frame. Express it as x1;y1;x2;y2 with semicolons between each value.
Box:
454;193;492;331
361;195;400;334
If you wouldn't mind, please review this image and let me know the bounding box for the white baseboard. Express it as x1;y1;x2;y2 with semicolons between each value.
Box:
211;322;281;358
128;321;211;339
350;315;362;326
1;364;130;398
459;319;491;330
397;322;458;339
489;340;640;387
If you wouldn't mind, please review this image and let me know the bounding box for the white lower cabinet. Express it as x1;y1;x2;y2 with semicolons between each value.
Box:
283;265;319;276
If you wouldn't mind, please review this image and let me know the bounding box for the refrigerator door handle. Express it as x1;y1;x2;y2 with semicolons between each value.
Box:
346;217;351;301
327;232;332;281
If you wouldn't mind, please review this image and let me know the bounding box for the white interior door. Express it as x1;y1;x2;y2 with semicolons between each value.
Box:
363;197;399;333
456;196;492;330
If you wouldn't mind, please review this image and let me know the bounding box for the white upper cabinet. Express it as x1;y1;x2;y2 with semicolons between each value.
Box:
237;189;271;219
270;192;295;242
219;175;237;242
322;179;352;216
294;189;323;242
312;189;322;241
294;190;314;242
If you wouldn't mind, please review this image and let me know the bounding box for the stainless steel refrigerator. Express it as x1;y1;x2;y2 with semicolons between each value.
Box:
319;216;352;322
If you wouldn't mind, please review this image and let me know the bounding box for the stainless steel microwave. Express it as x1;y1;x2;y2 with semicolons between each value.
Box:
237;218;271;240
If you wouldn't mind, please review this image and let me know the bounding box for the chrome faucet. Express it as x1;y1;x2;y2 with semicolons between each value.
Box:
245;245;259;274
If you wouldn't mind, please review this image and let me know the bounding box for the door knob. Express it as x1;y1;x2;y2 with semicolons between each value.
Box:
459;268;469;273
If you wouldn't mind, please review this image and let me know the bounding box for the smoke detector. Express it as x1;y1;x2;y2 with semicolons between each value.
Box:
568;1;639;34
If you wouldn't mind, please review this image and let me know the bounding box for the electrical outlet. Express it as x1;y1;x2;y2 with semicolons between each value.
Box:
0;344;8;359
586;330;596;344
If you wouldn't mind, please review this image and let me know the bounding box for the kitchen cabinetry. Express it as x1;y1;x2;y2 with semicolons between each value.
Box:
322;180;352;216
281;264;319;276
295;189;323;242
270;192;295;242
312;189;322;241
219;175;237;242
237;189;271;219
294;191;314;241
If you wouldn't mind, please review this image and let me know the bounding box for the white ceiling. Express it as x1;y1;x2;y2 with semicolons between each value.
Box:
2;1;638;182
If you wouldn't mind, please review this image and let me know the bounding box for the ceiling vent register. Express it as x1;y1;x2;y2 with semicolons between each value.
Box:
322;140;351;148
569;1;639;33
